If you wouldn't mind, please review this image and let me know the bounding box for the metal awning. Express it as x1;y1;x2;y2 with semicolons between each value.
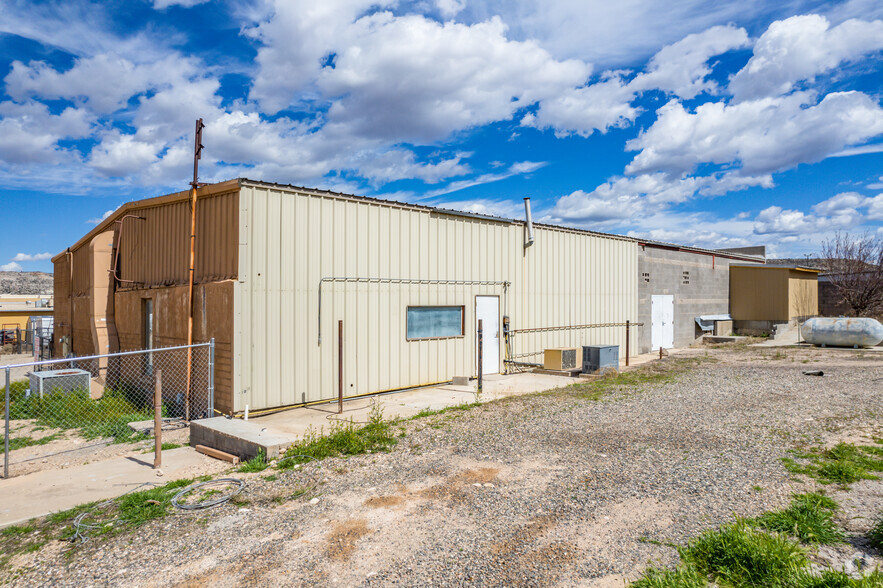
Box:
695;314;732;332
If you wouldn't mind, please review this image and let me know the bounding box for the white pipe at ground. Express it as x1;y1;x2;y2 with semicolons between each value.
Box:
244;405;249;421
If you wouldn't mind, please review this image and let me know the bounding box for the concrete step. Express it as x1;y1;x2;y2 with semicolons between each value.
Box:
189;417;298;462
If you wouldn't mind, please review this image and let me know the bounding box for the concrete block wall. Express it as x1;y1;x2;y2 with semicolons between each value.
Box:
638;246;754;353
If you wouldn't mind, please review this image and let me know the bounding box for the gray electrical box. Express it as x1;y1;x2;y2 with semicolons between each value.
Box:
28;368;91;399
582;345;619;374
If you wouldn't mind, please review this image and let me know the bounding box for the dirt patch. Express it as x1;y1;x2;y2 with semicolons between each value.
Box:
418;466;500;501
483;515;578;586
326;519;371;561
489;515;557;555
364;495;405;508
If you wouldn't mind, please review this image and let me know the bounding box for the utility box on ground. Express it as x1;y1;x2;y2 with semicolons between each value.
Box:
28;368;91;399
582;345;619;374
544;347;582;371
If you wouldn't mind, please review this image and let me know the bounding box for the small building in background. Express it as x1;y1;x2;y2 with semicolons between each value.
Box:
0;295;53;332
637;244;764;353
729;265;819;334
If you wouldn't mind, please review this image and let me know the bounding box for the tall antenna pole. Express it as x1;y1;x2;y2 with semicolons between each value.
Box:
185;118;205;422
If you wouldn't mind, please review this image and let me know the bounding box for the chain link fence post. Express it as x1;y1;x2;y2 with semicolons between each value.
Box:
208;338;215;418
5;367;10;479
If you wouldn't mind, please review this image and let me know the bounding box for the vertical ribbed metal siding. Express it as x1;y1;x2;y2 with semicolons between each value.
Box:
117;191;239;287
237;184;638;411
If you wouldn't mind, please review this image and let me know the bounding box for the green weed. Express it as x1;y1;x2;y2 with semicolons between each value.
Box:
1;525;35;537
869;512;883;549
278;403;396;468
629;564;707;588
411;402;481;420
783;441;883;488
752;493;844;544
238;450;270;473
680;519;807;587
8;380;159;443
141;442;183;454
7;433;62;451
571;357;712;401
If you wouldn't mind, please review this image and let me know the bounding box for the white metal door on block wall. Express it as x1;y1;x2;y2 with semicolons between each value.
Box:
651;294;674;350
475;296;500;374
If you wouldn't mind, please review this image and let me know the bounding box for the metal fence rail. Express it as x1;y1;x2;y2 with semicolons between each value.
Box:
503;321;644;370
2;341;214;479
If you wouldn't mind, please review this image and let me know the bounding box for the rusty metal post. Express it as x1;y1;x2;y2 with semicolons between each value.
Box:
625;320;630;367
659;346;663;360
477;320;483;395
154;369;162;469
338;320;343;415
5;367;10;479
185;118;205;423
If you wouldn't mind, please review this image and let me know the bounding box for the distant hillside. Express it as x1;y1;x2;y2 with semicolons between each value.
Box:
0;271;54;295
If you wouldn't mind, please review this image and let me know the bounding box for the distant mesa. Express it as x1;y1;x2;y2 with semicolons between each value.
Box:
0;271;54;296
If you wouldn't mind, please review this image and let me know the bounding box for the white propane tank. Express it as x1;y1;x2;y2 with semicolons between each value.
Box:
800;317;883;348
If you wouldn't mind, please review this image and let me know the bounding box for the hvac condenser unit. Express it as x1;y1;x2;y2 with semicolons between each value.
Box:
543;347;582;371
582;345;620;375
28;368;91;399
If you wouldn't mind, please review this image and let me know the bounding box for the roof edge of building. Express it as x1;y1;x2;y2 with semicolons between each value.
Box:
53;177;765;265
51;179;242;263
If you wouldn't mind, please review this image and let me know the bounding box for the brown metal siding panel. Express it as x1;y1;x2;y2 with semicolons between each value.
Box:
118;190;239;288
71;246;91;296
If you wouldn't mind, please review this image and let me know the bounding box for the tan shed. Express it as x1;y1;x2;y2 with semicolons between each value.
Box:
729;265;819;326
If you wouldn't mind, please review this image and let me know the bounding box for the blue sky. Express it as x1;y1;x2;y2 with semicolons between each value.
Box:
1;0;882;273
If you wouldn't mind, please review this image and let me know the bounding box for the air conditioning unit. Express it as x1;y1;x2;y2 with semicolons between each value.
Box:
543;347;582;371
582;345;620;375
28;368;91;399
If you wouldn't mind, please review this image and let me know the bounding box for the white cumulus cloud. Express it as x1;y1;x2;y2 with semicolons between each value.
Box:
729;15;883;101
11;252;52;261
0;262;23;272
626;91;883;176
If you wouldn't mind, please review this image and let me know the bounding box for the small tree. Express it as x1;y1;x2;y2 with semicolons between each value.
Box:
819;232;883;317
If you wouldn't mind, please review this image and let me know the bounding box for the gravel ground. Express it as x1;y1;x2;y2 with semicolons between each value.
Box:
4;345;883;587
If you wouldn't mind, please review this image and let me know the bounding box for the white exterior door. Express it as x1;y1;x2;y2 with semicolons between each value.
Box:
651;295;674;350
475;296;500;374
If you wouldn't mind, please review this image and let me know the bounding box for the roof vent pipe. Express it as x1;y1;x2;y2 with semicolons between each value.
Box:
523;197;535;248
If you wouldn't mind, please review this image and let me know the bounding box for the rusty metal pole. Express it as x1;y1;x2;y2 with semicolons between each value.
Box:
625;320;630;367
154;369;162;469
477;320;483;395
659;346;663;360
185;118;205;423
338;320;343;415
5;367;10;479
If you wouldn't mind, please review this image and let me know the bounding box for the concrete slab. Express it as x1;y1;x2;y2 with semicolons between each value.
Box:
704;335;749;344
0;447;227;529
190;417;298;461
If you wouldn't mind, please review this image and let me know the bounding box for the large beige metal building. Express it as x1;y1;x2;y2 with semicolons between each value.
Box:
54;179;638;414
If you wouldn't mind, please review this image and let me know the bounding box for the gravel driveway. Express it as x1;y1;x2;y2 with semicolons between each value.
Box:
5;345;883;587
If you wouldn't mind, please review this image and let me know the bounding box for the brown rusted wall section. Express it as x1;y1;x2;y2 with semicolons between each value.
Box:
117;190;238;288
53;255;71;351
54;245;98;356
113;281;235;414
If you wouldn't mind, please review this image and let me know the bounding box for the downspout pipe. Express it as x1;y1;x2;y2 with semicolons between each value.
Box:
523;198;535;248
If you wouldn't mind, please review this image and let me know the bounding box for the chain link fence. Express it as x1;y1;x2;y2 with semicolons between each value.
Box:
2;341;215;478
0;327;53;360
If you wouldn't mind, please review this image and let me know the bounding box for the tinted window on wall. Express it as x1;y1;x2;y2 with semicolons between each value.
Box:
407;306;463;339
